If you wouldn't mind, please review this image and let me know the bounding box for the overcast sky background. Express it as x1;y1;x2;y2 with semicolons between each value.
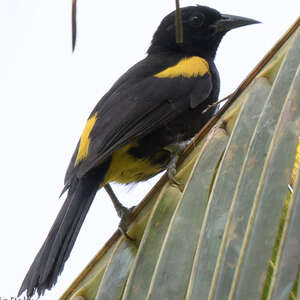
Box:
0;1;299;299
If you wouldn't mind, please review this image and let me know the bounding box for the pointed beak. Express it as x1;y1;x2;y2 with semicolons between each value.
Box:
215;14;260;33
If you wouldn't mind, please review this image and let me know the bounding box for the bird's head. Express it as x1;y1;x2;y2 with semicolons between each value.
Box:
148;5;260;59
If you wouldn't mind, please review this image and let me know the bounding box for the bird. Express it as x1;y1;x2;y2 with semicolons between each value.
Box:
18;5;259;298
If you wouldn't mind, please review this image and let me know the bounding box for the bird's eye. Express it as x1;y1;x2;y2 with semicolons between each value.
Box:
189;15;204;28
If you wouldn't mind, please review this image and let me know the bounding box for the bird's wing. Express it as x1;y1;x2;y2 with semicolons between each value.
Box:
64;56;214;184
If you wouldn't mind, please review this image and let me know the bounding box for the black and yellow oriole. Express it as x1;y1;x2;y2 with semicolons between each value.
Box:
18;5;258;298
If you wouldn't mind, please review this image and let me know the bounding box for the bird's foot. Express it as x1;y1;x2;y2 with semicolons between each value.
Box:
164;142;187;188
118;205;136;241
167;154;181;186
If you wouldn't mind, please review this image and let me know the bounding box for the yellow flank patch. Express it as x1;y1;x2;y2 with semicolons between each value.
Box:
75;112;98;165
154;56;209;78
104;143;164;184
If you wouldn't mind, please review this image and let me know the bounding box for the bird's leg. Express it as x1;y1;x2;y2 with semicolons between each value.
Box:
104;184;135;241
104;184;130;219
164;142;187;185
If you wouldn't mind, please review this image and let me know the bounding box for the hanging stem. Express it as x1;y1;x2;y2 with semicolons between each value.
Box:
72;0;77;52
175;0;183;44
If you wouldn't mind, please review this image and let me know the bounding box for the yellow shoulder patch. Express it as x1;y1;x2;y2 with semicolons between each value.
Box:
154;56;210;78
75;112;98;165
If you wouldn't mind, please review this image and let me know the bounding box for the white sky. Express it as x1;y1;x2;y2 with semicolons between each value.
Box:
0;1;299;299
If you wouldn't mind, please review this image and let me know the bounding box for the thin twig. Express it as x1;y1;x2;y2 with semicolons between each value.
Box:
175;0;183;43
202;94;233;114
72;0;77;52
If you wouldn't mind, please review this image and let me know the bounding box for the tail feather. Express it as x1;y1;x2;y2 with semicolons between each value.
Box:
18;164;108;298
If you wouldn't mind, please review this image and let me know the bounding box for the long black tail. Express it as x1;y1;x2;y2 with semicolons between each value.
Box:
18;165;108;298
